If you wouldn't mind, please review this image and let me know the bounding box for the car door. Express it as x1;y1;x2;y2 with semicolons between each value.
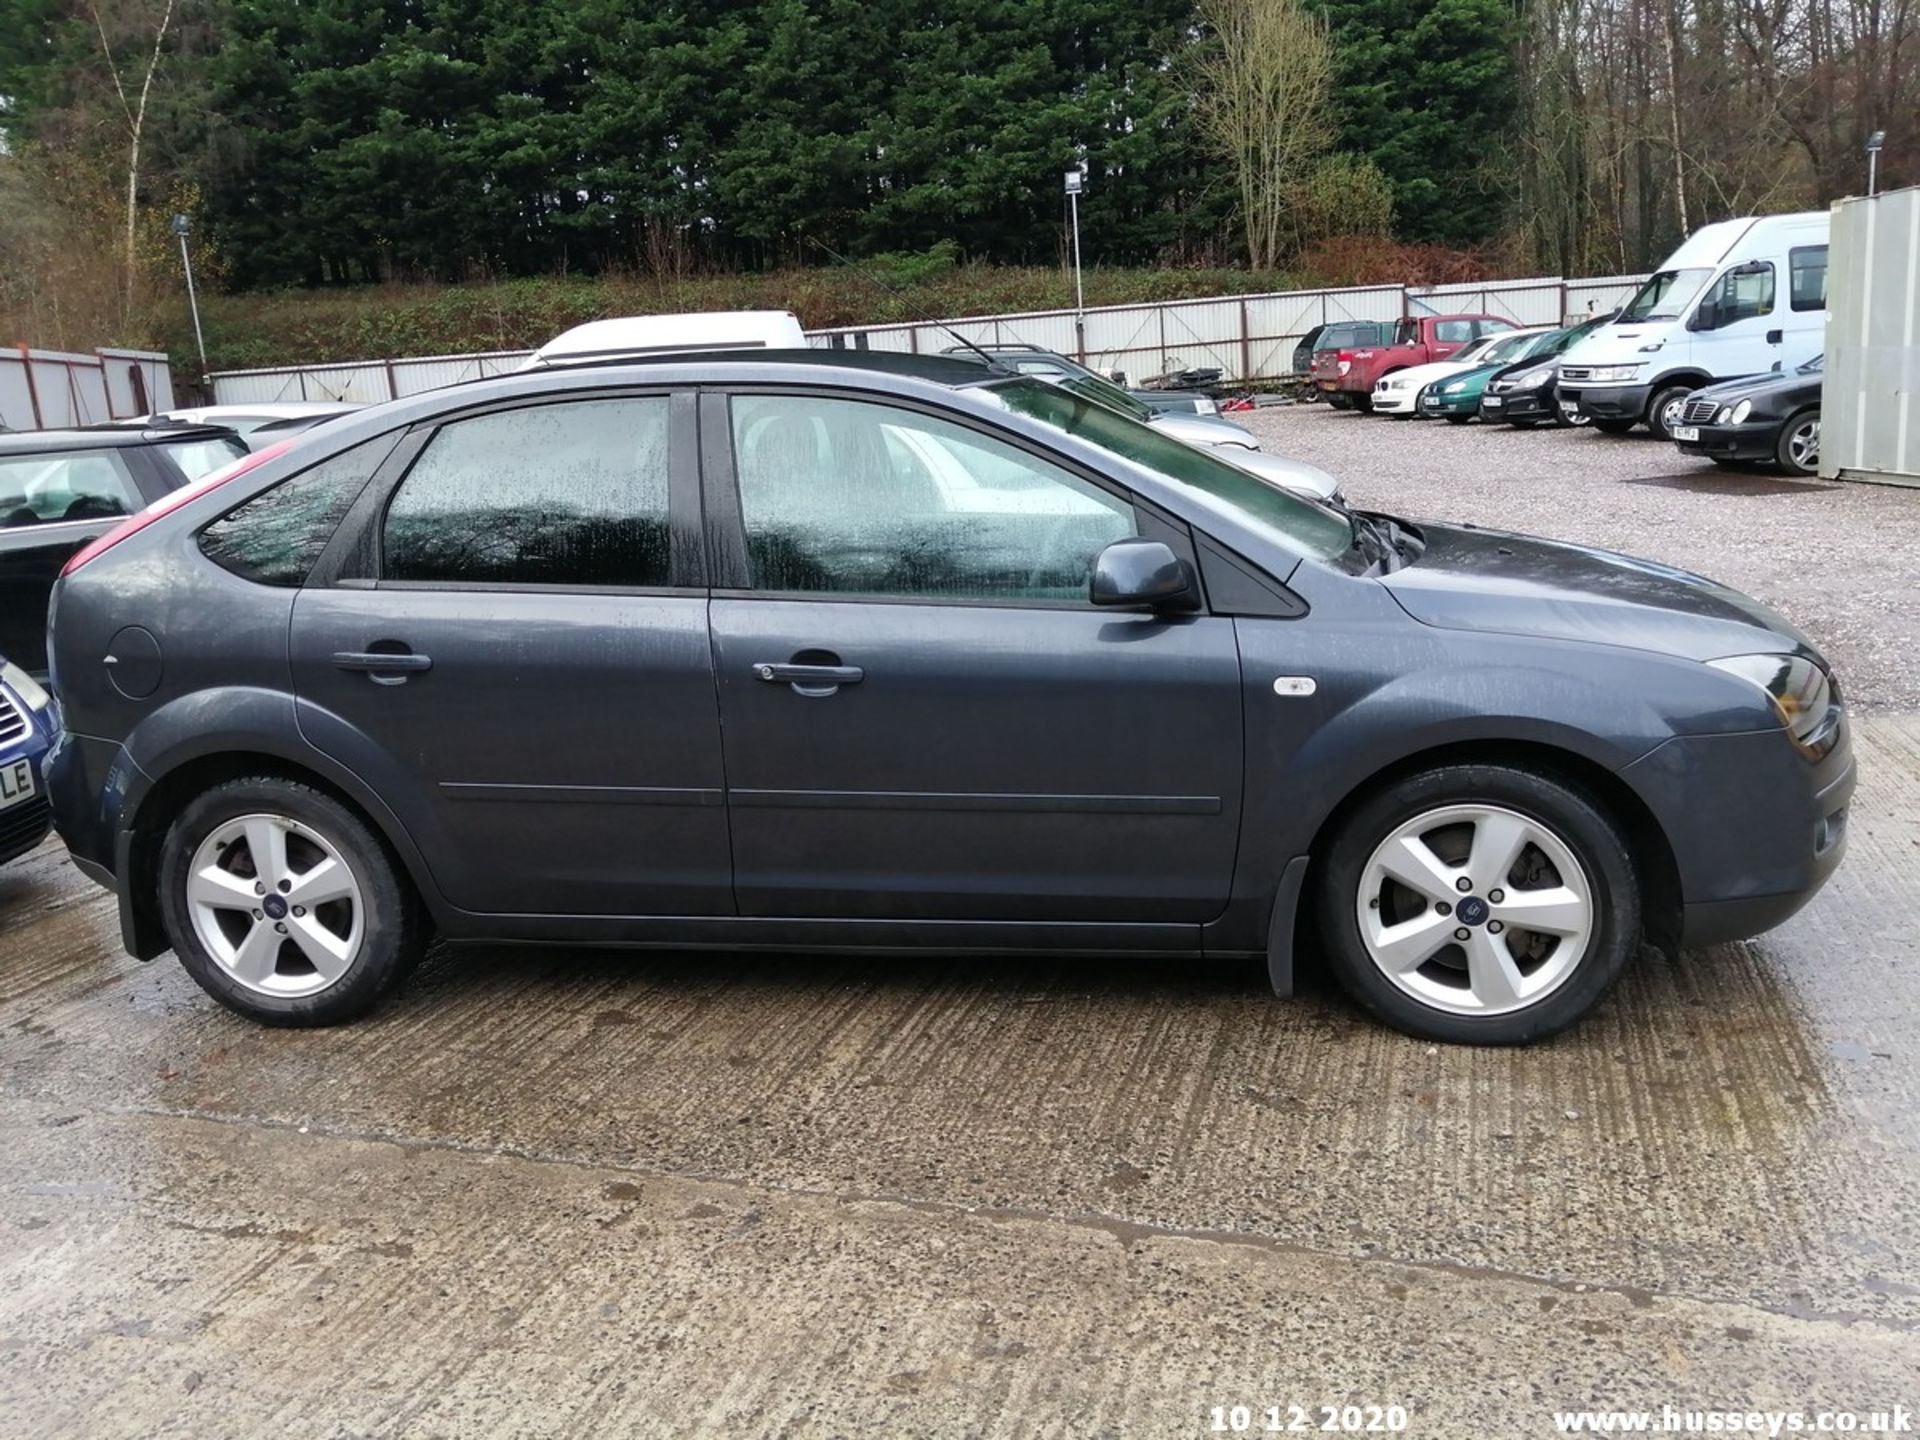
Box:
702;388;1244;925
289;391;734;918
0;445;154;675
1690;260;1780;377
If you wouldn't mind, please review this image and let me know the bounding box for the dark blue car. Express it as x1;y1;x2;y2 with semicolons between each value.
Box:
0;657;56;866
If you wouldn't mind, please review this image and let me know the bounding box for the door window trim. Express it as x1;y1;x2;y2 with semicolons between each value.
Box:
310;387;705;593
697;384;1212;614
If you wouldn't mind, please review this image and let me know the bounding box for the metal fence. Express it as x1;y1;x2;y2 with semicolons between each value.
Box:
1;346;175;431
207;272;1649;405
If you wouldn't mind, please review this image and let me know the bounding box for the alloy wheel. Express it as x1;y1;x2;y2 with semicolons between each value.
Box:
1355;804;1594;1017
185;813;365;997
1785;416;1819;471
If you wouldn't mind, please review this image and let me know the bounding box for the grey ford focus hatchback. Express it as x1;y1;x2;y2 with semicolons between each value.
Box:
45;351;1852;1044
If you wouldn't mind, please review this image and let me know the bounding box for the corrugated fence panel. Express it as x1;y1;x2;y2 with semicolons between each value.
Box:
1;346;174;428
1566;275;1648;318
391;351;534;396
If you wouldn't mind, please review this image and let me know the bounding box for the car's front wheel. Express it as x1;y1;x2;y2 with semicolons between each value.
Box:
158;777;425;1026
1316;764;1640;1045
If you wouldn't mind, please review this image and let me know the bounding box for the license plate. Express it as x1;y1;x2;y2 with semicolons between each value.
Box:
1484;396;1503;407
1672;425;1699;442
0;758;35;810
1559;401;1580;415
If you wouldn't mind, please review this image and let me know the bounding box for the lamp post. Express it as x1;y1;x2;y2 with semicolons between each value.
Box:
170;212;208;379
1064;167;1086;358
1866;131;1886;197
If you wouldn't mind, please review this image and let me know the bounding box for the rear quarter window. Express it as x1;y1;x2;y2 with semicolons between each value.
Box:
198;435;397;586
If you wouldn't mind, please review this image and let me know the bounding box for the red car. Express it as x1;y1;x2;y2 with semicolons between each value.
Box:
1313;314;1516;412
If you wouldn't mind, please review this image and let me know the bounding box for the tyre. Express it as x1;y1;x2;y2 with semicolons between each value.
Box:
158;776;425;1026
1774;408;1819;476
1314;764;1640;1045
1591;417;1636;435
1645;383;1695;442
1351;391;1374;414
1552;403;1591;428
1326;393;1353;412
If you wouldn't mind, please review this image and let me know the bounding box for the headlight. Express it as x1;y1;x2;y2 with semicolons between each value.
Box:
1588;364;1642;383
1;661;51;713
1706;654;1840;759
1516;370;1550;390
1442;381;1466;394
1729;399;1751;424
1195;398;1218;416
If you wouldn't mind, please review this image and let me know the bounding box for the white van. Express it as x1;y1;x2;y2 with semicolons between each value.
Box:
1556;212;1829;439
522;310;807;370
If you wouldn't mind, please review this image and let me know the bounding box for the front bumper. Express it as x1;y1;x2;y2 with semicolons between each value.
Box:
1675;419;1779;462
1372;389;1419;414
0;709;56;866
1559;381;1652;422
1622;718;1855;950
1481;388;1555;422
1418;389;1478;417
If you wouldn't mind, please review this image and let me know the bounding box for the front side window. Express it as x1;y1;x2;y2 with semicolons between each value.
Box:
1701;263;1776;326
730;394;1136;602
0;450;141;529
1789;246;1828;312
383;397;671;587
200;434;396;586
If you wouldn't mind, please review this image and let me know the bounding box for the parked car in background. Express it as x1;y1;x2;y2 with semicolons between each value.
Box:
940;344;1220;415
0;423;246;675
523;310;808;370
0;655;56;866
1672;355;1824;475
1479;312;1619;427
1315;314;1516;411
147;403;362;449
1418;328;1578;423
1556;211;1828;438
1293;321;1386;379
46;348;1852;1045
1371;328;1554;417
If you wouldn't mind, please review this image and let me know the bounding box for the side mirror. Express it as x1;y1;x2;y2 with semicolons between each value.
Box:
1090;538;1196;610
1690;299;1720;332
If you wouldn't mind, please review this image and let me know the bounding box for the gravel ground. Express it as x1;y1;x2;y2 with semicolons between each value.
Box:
1239;403;1920;712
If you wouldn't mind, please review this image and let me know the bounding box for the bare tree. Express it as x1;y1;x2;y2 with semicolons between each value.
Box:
1191;0;1336;269
87;0;178;308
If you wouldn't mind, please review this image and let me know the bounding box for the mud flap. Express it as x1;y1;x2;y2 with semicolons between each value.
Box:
1264;855;1312;998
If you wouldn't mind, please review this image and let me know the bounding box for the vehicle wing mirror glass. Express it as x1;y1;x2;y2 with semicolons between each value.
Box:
1090;538;1196;610
1690;298;1720;332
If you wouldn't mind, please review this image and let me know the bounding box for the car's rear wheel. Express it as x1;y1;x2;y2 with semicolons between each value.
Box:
1315;764;1639;1045
158;777;424;1026
1775;409;1820;476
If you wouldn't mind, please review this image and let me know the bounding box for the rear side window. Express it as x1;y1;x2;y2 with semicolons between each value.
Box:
0;450;141;528
1789;246;1828;312
382;397;671;587
199;435;394;586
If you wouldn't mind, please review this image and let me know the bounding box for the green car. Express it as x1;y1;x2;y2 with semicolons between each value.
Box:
1417;327;1581;424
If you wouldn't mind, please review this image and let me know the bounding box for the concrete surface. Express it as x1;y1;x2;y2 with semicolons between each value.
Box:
3;415;1917;1437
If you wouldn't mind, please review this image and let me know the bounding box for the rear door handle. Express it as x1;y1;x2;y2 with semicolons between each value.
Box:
334;650;433;686
753;662;863;696
1766;329;1783;344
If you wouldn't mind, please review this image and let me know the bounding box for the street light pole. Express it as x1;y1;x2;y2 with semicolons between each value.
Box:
170;213;208;380
1866;130;1885;197
1064;168;1086;359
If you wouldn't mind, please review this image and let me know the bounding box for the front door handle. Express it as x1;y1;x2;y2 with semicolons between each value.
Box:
334;650;433;686
1767;329;1783;344
753;661;864;697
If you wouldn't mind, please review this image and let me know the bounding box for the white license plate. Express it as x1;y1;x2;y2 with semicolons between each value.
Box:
0;758;35;810
1483;396;1503;407
1672;425;1699;442
1559;401;1580;415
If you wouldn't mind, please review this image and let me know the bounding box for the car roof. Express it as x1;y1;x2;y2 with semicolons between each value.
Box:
0;422;241;455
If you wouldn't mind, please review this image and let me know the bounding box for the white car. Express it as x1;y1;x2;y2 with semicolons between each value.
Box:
1371;328;1555;417
144;402;362;449
524;311;808;369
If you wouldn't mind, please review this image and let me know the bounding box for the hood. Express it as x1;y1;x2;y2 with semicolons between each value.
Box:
1220;448;1340;502
1150;411;1257;448
1380;521;1816;663
1382;358;1476;389
1558;324;1678;369
1687;370;1821;406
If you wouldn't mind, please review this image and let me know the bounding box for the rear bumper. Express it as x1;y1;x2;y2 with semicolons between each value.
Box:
1560;382;1652;421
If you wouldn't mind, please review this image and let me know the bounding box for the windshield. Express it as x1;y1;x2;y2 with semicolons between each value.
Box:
1620;269;1713;322
1798;354;1824;375
1478;331;1542;364
977;378;1352;562
161;435;249;481
1054;372;1155;423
